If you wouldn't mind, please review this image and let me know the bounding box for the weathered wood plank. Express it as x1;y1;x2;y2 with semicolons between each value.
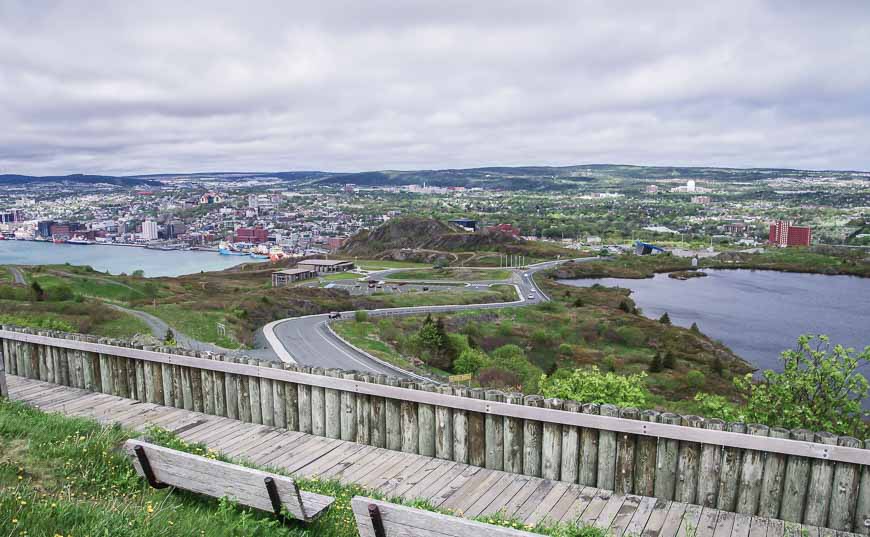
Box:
485;390;506;471
523;395;544;478
780;429;814;523
803;432;837;527
758;427;790;518
436;385;454;461
124;440;333;521
353;496;538;537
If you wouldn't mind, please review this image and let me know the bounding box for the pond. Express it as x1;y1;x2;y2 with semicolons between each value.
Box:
560;269;870;376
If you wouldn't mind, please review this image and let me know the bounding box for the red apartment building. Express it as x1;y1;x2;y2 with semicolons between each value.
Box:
234;227;269;243
769;220;811;247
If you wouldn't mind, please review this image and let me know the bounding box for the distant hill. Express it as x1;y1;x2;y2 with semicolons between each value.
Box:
0;174;161;187
339;217;575;264
2;164;863;190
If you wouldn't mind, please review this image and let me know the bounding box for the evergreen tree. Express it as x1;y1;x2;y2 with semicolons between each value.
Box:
30;281;45;301
690;322;701;333
573;297;585;308
663;351;676;369
618;300;632;313
648;352;664;373
712;355;724;376
659;312;672;325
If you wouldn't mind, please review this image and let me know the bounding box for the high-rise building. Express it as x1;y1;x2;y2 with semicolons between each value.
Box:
141;220;159;241
37;220;56;238
769;220;811;247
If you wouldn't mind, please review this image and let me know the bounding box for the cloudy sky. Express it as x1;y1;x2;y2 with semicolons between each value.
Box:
1;1;869;175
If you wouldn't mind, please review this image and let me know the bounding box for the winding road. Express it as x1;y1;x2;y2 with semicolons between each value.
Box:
263;257;592;378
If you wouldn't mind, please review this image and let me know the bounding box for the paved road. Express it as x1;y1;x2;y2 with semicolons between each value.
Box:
264;257;592;378
7;266;26;285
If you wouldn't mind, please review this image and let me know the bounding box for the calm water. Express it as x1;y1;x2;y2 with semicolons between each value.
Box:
0;240;260;277
561;269;870;375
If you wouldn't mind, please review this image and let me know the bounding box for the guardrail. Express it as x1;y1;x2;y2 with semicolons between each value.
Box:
1;325;868;533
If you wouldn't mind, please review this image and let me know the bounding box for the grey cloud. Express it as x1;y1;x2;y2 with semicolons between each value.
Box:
0;0;869;175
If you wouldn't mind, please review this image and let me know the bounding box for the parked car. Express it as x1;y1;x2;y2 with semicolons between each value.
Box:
527;293;535;299
328;311;342;319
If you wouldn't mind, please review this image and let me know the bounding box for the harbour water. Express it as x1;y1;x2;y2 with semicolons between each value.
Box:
0;240;262;277
560;269;870;375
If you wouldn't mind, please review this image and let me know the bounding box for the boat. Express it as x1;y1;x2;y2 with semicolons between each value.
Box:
269;245;289;262
218;241;248;256
68;237;94;245
52;237;67;244
249;253;269;259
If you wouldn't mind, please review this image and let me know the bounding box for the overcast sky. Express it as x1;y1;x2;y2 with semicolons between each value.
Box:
1;1;869;176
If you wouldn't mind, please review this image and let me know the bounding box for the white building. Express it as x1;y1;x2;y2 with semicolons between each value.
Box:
687;180;696;193
141;220;159;241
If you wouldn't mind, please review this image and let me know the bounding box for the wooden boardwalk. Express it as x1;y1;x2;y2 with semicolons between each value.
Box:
6;375;855;537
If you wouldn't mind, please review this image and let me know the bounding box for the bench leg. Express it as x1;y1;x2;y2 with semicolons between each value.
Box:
369;504;387;537
135;446;168;489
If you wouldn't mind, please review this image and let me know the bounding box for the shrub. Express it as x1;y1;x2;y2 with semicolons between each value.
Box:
354;310;369;322
614;326;646;347
540;367;651;407
662;351;676;369
489;344;543;391
454;348;488;375
572;297;584;307
692;392;742;422
685;370;706;389
478;367;522;390
659;312;671;325
734;335;869;437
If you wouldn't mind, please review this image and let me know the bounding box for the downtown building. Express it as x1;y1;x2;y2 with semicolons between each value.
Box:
769;220;811;247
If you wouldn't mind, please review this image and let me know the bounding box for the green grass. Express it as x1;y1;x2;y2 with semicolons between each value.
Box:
370;286;517;308
0;399;606;537
384;268;512;281
141;304;241;349
90;313;152;339
332;320;415;370
354;260;430;270
29;272;158;303
319;272;363;282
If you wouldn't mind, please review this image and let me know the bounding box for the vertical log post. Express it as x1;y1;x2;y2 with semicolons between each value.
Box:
597;404;619;491
452;386;469;464
467;388;486;467
654;413;682;500
400;380;419;454
0;339;7;399
828;436;861;532
615;407;639;494
310;367;326;436
675;415;705;504
854;439;870;536
418;383;436;457
541;398;563;481
340;372;358;442
504;392;525;474
370;374;388;448
485;390;506;471
803;432;838;527
716;422;747;512
435;385;454;460
385;377;402;451
578;403;600;486
522;394;544;478
779;429;814;522
736;424;770;515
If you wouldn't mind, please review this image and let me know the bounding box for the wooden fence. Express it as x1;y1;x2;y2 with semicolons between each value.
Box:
0;338;6;399
1;325;868;533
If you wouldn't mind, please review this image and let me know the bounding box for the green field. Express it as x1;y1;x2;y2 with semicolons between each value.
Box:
141;304;241;349
27;266;162;303
371;285;517;308
384;268;512;281
319;272;362;282
354;259;430;270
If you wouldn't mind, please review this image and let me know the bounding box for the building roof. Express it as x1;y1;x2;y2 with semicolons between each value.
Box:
273;268;316;275
298;259;353;266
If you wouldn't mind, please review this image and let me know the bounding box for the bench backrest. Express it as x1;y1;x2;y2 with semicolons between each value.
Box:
352;496;539;537
123;439;308;519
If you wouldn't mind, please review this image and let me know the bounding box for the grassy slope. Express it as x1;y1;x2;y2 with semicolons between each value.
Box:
384;268;512;281
0;399;601;537
142;304;242;349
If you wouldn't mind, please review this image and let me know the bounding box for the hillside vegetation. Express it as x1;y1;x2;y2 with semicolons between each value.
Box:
339;217;576;265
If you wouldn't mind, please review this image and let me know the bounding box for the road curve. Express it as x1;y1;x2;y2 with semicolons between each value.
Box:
264;257;593;378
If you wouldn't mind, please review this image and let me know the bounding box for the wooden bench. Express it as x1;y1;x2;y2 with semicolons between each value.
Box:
352;496;538;537
124;439;334;523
